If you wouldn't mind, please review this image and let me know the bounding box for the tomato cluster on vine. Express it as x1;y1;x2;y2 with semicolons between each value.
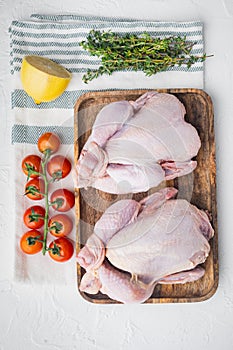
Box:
20;132;74;262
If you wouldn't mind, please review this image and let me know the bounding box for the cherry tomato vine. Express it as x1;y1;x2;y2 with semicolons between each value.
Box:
20;132;74;262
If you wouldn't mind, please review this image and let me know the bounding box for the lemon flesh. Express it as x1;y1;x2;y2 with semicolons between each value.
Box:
20;55;72;104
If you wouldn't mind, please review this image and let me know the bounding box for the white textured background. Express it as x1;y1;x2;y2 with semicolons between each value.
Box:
1;0;233;349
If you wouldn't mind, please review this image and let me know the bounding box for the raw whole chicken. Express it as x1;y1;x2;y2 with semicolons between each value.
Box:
75;92;201;194
77;188;214;304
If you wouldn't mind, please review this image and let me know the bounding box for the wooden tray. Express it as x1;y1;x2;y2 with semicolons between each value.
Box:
74;88;218;304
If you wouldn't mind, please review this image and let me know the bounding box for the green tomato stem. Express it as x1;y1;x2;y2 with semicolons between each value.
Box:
41;149;51;255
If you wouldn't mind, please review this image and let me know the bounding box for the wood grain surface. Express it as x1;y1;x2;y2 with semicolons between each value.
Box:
74;89;218;304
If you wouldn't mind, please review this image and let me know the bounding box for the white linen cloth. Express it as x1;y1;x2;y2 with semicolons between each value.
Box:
9;14;204;284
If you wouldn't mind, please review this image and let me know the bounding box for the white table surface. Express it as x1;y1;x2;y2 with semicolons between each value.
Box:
1;0;233;349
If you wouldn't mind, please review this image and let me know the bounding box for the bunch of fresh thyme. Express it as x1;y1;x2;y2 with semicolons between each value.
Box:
80;30;210;83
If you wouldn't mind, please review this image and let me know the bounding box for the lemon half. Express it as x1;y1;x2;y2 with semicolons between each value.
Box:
20;55;72;104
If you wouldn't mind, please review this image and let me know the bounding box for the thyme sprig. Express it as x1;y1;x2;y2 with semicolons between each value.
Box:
80;30;212;83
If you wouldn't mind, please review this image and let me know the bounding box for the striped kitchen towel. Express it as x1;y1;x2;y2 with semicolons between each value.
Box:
9;14;205;284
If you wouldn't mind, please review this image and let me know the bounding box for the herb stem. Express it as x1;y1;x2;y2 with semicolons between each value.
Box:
102;55;212;64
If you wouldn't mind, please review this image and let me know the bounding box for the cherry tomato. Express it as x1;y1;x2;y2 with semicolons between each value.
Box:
23;205;45;229
48;214;73;237
50;189;75;212
22;154;42;178
48;237;74;262
20;230;43;254
47;155;71;180
25;178;45;200
37;132;60;154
